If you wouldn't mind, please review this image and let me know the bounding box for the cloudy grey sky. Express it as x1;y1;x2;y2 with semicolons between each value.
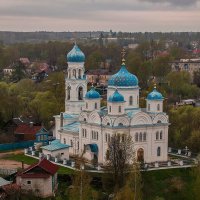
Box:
0;0;200;32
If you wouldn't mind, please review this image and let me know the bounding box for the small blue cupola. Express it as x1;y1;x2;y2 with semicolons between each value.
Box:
146;85;164;113
85;86;101;99
67;44;85;63
108;89;125;103
147;86;164;101
108;89;125;115
84;86;101;111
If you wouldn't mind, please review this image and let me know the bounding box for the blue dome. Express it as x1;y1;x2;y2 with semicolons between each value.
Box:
67;44;85;62
108;89;125;103
108;64;138;87
147;88;164;100
85;86;100;99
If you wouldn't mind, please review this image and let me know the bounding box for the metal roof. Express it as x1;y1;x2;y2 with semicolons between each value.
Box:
41;140;70;151
0;177;12;187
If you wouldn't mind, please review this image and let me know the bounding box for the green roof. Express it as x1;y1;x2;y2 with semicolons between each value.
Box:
41;140;70;151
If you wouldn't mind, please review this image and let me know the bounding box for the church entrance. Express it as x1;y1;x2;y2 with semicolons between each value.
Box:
137;148;144;162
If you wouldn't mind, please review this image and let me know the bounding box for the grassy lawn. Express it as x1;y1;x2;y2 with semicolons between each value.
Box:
2;153;73;174
142;168;195;200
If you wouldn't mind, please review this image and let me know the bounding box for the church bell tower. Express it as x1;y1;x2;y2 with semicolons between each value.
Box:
65;44;87;114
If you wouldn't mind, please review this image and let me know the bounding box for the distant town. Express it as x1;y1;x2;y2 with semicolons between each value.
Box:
0;31;200;200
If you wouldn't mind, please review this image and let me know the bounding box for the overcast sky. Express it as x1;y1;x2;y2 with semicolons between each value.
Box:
0;0;200;32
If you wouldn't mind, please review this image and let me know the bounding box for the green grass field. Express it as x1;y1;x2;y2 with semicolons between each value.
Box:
142;168;195;200
2;153;73;174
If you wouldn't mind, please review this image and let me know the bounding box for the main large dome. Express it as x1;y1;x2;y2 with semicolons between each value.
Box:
108;64;138;87
67;44;85;62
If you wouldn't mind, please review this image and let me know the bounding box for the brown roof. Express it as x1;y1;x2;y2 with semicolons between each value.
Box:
18;158;59;179
15;124;41;135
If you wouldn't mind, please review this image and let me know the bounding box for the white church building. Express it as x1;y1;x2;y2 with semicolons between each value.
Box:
45;44;169;165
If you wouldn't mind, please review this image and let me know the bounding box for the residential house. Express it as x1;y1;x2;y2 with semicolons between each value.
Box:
16;158;58;198
14;123;42;142
170;58;200;81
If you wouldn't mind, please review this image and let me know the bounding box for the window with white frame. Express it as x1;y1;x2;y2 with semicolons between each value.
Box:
160;131;163;140
135;132;139;142
129;96;133;105
70;140;73;147
92;131;98;140
139;132;143;142
82;129;87;138
143;132;147;141
135;132;147;142
157;104;160;111
157;147;161;156
156;131;159;140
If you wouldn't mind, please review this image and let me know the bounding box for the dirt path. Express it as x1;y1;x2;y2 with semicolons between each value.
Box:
0;150;29;170
0;150;24;159
0;159;29;170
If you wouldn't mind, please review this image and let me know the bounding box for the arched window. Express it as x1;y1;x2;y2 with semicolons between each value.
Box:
78;69;82;79
85;129;87;138
108;134;111;142
82;128;84;137
86;102;88;109
129;96;133;105
157;147;161;156
67;86;71;100
63;138;66;144
118;123;123;127
78;87;83;100
107;122;110;126
157;104;160;111
148;104;150;111
70;140;73;147
73;69;76;78
69;70;71;79
143;132;147;141
77;141;79;150
109;106;111;113
160;131;163;140
95;102;97;109
156;131;159;140
135;133;139;142
118;106;121;113
105;133;108;142
139;132;143;142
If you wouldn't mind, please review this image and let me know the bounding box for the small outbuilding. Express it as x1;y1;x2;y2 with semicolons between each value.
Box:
41;140;70;161
16;158;58;198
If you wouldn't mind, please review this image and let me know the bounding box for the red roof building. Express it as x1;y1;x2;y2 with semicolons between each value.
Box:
14;123;42;142
16;158;58;198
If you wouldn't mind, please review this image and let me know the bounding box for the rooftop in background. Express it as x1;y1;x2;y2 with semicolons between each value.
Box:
15;124;42;135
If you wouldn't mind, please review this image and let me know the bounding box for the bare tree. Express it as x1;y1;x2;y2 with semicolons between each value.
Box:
106;133;134;187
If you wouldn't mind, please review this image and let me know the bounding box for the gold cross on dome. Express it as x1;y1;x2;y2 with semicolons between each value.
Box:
121;48;126;65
